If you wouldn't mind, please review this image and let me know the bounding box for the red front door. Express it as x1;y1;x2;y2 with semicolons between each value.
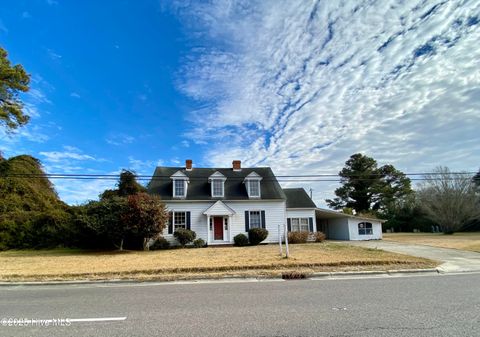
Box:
214;217;224;240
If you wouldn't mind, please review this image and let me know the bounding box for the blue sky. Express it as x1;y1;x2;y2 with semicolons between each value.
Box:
1;0;479;205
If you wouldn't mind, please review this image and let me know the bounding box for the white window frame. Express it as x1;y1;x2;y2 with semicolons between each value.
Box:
358;222;373;235
246;180;261;198
289;217;309;232
173;179;187;198
173;211;187;231
211;179;224;197
249;210;262;229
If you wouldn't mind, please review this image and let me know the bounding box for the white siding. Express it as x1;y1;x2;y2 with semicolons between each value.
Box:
286;209;317;231
164;200;286;244
347;218;383;240
327;218;350;240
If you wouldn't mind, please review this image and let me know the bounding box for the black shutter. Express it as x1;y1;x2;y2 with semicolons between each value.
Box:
287;218;291;232
261;210;266;229
244;211;250;232
168;212;173;234
186;211;191;230
309;217;314;232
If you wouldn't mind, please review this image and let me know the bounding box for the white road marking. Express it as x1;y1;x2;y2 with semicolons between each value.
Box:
69;317;127;323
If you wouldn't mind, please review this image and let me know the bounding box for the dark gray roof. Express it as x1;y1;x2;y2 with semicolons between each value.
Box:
147;167;286;201
283;188;317;208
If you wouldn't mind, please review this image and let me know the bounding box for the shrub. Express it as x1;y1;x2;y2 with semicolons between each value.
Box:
150;237;170;250
288;231;309;244
193;238;206;248
233;233;249;246
174;228;196;247
248;228;268;245
314;231;326;242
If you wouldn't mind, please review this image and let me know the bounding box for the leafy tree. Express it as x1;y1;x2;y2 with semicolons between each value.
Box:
382;193;435;232
82;197;129;250
417;166;480;234
0;47;31;130
326;153;412;213
99;170;146;200
122;193;168;250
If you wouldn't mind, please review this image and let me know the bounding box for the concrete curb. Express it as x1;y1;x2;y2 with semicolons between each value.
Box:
0;268;442;286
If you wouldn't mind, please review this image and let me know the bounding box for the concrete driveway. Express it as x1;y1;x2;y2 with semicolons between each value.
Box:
346;240;480;273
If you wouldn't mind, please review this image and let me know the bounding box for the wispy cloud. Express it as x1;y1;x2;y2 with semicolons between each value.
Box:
172;0;480;205
70;92;81;98
0;19;7;34
106;133;135;146
46;48;62;60
21;11;31;19
127;156;164;175
46;0;58;6
39;146;97;163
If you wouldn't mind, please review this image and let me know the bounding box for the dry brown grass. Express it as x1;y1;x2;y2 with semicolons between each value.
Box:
0;243;437;282
384;232;480;252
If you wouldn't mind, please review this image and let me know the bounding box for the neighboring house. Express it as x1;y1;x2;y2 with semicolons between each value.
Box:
147;160;383;245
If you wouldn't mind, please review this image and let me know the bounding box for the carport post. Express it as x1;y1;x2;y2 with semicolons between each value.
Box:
278;223;283;256
284;222;289;258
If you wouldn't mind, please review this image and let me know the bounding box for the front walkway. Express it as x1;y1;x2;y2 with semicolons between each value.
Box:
345;240;480;273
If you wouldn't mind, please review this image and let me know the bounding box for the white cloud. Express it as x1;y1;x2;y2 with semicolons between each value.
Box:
22;11;31;19
70;92;81;98
46;0;58;5
39;146;96;163
173;0;480;206
106;133;135;146
46;48;62;60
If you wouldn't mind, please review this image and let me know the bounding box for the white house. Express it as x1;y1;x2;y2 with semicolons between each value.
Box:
147;160;383;244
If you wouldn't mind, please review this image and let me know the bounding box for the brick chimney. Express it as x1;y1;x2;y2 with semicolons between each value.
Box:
232;160;241;171
185;159;193;171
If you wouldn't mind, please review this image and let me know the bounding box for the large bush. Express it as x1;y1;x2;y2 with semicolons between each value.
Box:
313;231;326;242
174;228;196;247
233;233;249;246
248;228;268;245
193;238;206;248
150;236;170;250
288;231;309;244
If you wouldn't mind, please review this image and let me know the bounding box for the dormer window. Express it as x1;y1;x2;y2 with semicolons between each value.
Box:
212;180;224;197
244;172;262;198
209;171;226;198
170;171;189;198
174;179;186;197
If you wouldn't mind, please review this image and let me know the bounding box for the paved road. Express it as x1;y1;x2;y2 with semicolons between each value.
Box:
346;240;480;273
1;274;479;337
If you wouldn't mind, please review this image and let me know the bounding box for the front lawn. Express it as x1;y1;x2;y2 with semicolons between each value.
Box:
384;232;480;253
0;243;437;282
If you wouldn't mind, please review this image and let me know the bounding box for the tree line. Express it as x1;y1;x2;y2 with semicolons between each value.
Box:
326;153;480;234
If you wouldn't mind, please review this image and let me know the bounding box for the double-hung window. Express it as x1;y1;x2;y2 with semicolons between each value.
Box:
174;211;187;230
358;222;373;235
247;180;260;197
249;211;261;229
290;218;309;232
174;180;186;197
212;179;224;197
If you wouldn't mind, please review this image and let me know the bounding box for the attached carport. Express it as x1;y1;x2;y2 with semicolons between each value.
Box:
315;208;384;240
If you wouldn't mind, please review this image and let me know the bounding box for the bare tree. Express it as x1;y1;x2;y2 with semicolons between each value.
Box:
417;166;480;234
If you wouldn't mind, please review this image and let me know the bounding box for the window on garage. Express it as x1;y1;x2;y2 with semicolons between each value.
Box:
358;222;373;235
